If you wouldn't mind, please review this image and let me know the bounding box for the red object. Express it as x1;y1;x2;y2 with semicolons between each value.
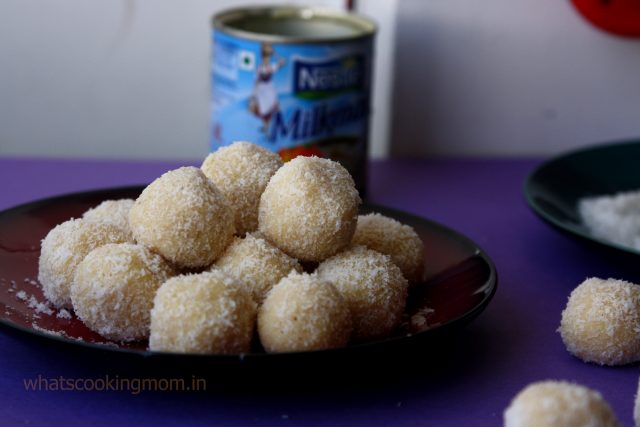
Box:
345;0;355;12
278;145;325;162
571;0;640;37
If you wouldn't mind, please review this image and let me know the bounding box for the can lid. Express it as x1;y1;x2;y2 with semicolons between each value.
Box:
212;6;376;44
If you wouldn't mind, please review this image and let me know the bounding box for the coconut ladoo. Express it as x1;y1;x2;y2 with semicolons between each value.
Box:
504;380;620;427
352;212;425;283
201;141;282;236
83;199;135;241
129;166;235;269
258;271;352;353
38;218;130;308
149;271;256;354
72;243;174;341
559;277;640;366
258;156;361;262
212;233;302;304
316;245;408;341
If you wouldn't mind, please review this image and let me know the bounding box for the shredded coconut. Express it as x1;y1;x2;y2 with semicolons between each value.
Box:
149;271;256;354
56;309;72;320
38;218;130;308
258;271;352;353
201;141;282;235
31;323;63;337
579;189;640;251
352;213;425;283
504;380;620;427
316;245;408;341
409;307;436;329
129;167;235;268
82;199;135;240
71;243;174;341
27;295;54;315
258;156;360;262
559;277;640;365
213;233;302;304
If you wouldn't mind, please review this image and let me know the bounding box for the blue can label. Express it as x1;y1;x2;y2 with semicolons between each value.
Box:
210;30;373;191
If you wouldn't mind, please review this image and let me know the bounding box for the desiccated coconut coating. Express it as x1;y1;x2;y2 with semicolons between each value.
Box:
129;167;235;268
352;213;425;283
258;156;361;262
149;271;256;354
212;233;302;304
504;380;620;427
316;245;408;341
83;199;135;241
71;243;174;341
201;141;283;235
559;277;640;366
38;218;130;308
258;271;352;353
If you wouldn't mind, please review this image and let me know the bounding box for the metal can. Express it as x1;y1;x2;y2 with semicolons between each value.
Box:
210;6;376;194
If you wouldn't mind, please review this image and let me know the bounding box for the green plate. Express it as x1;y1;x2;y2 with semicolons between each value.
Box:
524;139;640;256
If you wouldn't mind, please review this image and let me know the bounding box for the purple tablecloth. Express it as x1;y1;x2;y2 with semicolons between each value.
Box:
1;157;638;426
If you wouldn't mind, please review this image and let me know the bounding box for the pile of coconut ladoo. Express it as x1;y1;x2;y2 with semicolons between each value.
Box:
37;141;425;354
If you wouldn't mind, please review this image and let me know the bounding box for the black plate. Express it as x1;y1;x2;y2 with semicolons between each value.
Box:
524;139;640;256
0;186;497;361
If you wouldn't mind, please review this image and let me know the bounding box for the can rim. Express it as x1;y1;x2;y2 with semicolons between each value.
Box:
212;5;376;44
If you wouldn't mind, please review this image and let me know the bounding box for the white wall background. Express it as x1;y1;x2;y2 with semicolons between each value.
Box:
0;0;373;160
1;0;639;160
391;0;640;157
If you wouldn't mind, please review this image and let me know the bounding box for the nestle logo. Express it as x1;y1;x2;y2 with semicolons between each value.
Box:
293;55;364;98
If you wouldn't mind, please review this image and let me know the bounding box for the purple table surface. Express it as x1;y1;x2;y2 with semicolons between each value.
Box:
1;156;639;427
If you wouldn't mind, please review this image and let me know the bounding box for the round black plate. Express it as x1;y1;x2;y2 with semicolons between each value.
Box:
524;139;640;256
0;186;497;361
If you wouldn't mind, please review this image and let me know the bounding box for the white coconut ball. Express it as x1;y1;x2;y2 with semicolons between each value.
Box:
504;380;620;427
559;277;640;366
129;166;235;268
